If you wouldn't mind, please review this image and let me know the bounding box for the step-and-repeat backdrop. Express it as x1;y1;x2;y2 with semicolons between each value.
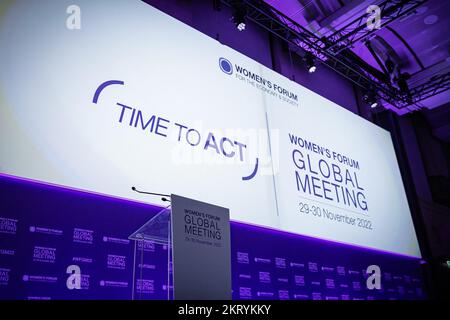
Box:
0;176;426;300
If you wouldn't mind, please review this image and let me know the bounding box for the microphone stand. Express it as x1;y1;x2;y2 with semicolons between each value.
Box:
131;186;171;202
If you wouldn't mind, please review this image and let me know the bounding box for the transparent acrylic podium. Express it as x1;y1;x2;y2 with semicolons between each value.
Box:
128;206;173;300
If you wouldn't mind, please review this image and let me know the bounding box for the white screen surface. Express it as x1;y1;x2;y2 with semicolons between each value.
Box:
266;89;420;257
0;0;421;257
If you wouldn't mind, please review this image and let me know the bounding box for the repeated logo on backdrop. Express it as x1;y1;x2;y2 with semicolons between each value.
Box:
231;225;426;301
0;176;426;300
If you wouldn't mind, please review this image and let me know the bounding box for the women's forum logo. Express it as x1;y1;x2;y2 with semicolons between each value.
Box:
219;57;233;75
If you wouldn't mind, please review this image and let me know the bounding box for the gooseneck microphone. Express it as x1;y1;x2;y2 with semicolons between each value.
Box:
131;186;171;202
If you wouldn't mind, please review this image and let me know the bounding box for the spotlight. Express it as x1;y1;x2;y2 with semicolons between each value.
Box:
363;91;378;108
303;52;316;73
232;6;246;31
237;22;246;31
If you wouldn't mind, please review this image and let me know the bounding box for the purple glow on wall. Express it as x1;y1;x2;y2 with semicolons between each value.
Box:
230;221;422;261
0;174;427;300
0;172;162;210
0;173;422;260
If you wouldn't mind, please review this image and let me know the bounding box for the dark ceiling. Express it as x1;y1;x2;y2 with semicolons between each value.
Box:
264;0;450;114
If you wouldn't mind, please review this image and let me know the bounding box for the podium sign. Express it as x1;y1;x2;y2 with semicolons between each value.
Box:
171;194;231;300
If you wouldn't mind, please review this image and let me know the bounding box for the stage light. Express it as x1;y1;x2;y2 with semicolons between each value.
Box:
363;91;378;108
303;52;316;73
232;6;246;32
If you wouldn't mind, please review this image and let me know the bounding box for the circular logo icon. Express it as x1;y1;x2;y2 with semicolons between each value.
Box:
219;57;233;75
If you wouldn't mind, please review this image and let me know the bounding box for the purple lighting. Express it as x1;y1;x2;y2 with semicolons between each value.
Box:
1;172;422;260
230;220;422;260
0;172;162;210
0;173;427;299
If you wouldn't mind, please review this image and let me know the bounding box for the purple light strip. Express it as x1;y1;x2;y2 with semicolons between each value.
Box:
0;172;162;211
1;172;423;261
230;219;422;260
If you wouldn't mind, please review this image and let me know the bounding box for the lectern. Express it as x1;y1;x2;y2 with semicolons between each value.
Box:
129;194;231;300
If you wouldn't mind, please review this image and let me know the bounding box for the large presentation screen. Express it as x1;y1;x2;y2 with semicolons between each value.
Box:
0;0;420;257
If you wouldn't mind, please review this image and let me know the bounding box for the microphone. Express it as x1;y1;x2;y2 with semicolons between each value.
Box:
131;186;170;198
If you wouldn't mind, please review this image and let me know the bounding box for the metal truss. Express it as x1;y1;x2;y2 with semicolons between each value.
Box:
404;73;450;107
220;0;405;108
218;0;447;111
323;0;428;55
